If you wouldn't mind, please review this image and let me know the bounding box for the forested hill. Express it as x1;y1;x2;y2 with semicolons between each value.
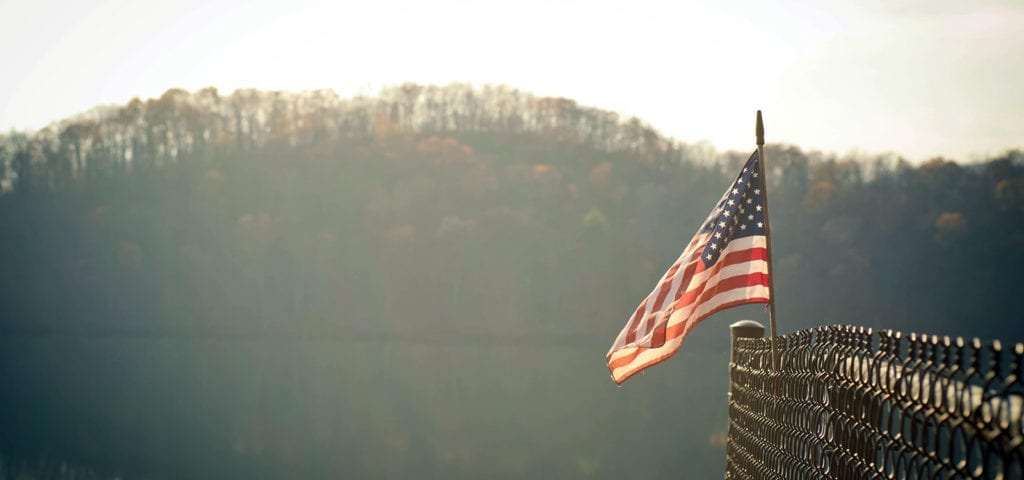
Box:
1;84;1021;339
0;85;1022;478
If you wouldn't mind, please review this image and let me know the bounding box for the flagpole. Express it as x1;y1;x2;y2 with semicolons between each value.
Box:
755;110;780;371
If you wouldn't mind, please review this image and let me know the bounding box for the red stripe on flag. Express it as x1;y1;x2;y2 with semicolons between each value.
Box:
622;302;647;346
673;266;769;314
617;246;765;350
608;295;769;384
606;272;769;372
670;248;766;311
629;247;765;348
641;261;684;341
607;150;773;384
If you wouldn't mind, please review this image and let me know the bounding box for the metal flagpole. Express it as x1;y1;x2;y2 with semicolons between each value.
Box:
754;110;780;371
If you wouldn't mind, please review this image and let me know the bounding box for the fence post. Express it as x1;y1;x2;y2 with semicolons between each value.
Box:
727;320;765;479
730;320;765;366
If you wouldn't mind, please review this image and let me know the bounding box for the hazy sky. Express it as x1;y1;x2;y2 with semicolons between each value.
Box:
1;0;1021;162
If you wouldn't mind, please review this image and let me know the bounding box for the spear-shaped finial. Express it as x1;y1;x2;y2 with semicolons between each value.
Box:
756;110;764;146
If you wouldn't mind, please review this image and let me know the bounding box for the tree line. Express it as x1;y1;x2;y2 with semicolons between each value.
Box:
0;84;1021;478
2;84;1020;338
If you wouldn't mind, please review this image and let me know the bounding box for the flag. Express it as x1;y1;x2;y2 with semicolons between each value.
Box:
607;151;771;384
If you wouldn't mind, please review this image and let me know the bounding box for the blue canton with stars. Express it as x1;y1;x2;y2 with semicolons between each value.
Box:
699;151;766;268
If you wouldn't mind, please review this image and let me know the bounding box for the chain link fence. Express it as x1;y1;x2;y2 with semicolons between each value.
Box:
726;325;1023;479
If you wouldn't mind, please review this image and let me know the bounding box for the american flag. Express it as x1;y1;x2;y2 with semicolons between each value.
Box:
607;151;771;384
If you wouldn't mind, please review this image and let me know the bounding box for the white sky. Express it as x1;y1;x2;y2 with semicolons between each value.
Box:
1;0;1021;162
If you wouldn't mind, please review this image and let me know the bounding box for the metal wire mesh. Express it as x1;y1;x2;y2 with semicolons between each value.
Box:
726;325;1024;479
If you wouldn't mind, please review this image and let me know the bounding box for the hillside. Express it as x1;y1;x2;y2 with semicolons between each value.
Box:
0;84;1022;478
2;84;1022;337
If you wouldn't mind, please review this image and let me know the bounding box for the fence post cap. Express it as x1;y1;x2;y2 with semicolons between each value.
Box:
730;320;766;339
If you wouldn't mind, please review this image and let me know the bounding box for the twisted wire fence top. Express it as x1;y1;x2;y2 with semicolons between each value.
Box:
726;325;1024;480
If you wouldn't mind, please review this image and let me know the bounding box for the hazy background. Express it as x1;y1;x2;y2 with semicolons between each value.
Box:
2;0;1023;161
0;1;1022;479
